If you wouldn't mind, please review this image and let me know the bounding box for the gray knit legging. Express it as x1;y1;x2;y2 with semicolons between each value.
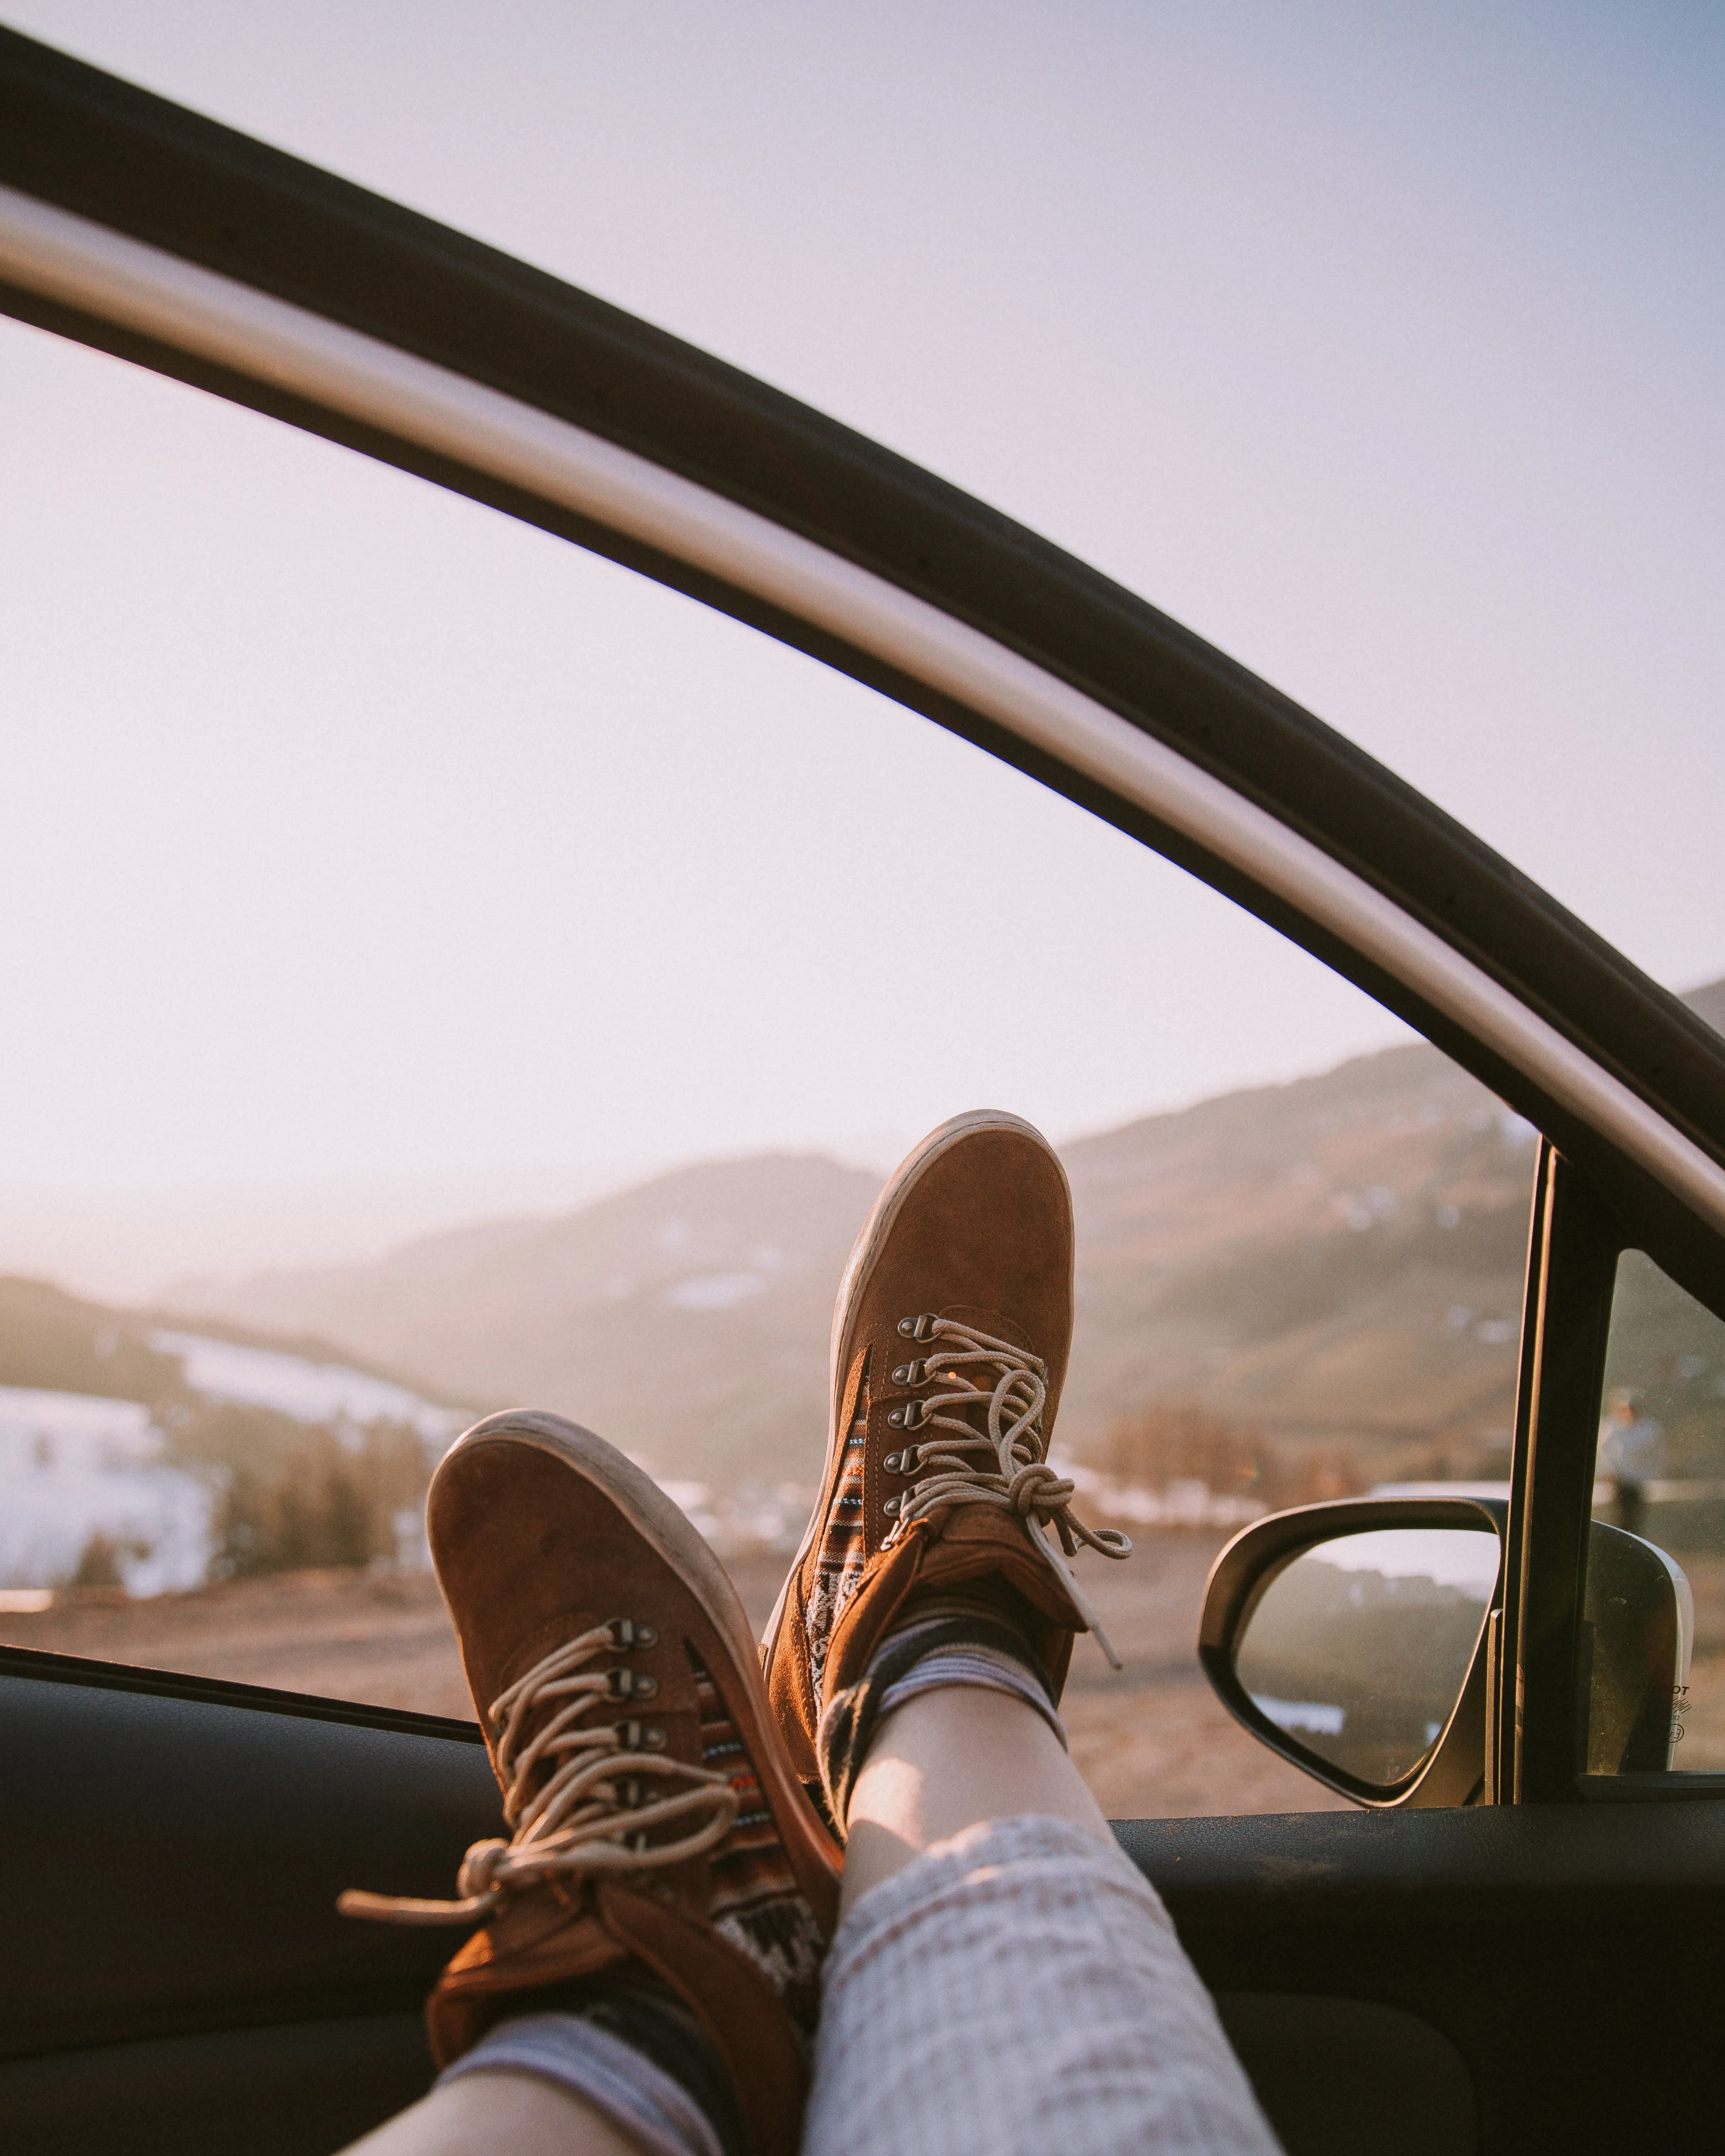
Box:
445;1814;1281;2156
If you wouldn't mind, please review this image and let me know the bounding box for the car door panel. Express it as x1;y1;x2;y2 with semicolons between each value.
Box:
12;1650;1724;2154
0;1661;1507;2156
0;1660;499;2060
0;2017;434;2156
17;1662;1503;2156
1125;1805;1725;2153
1212;1996;1476;2156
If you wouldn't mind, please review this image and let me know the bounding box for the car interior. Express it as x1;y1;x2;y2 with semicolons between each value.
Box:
4;28;1725;2156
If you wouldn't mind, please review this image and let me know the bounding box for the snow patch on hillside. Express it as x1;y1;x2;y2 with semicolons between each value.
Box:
0;1387;210;1596
151;1330;465;1444
0;1336;468;1595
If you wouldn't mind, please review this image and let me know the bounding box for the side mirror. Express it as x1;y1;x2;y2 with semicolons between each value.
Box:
1198;1497;1506;1808
1583;1524;1693;1775
1200;1497;1696;1804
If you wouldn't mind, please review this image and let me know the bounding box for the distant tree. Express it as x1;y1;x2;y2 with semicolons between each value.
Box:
171;1402;432;1579
66;1530;149;1590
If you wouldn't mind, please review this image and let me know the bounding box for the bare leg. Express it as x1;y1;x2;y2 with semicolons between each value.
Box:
338;2065;647;2156
841;1682;1109;1919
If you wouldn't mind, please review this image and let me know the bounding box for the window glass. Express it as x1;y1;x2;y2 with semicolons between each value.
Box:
1584;1249;1725;1775
0;314;1535;1815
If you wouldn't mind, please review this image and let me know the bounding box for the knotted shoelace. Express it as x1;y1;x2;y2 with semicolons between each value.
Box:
886;1316;1131;1666
338;1620;738;1926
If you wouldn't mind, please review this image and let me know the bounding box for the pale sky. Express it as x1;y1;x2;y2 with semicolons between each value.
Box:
3;2;1722;1296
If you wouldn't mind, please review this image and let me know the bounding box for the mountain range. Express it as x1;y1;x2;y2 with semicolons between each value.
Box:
174;980;1725;1487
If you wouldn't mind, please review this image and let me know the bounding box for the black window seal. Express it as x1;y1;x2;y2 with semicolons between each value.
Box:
1502;1144;1618;1803
0;1640;485;1744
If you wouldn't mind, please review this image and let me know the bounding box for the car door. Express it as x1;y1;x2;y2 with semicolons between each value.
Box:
4;26;1725;2156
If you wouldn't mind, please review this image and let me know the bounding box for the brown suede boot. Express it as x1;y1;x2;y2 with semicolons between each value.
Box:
761;1111;1130;1811
341;1411;842;2156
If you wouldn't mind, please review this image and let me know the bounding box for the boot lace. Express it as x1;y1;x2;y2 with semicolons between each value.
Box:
886;1316;1131;1665
338;1619;738;1927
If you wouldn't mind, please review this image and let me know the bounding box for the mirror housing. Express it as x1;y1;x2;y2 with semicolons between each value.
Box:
1199;1496;1507;1809
1582;1524;1693;1774
1201;1497;1697;1803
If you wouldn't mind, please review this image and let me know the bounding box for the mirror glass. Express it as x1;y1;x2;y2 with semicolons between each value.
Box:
1233;1526;1501;1786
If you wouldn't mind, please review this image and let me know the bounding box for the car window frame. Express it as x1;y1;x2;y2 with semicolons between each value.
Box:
7;27;1725;1809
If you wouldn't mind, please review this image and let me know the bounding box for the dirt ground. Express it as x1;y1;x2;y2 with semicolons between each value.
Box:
0;1530;1349;1819
11;1532;1721;1807
14;1534;1723;1805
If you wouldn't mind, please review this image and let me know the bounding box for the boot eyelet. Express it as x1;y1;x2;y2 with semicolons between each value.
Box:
883;1448;919;1475
887;1400;928;1431
608;1668;659;1700
608;1618;658;1650
617;1720;668;1751
882;1495;900;1517
897;1313;937;1341
890;1360;927;1386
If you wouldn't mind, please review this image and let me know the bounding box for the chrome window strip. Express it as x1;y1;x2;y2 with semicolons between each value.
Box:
4;182;1722;1237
